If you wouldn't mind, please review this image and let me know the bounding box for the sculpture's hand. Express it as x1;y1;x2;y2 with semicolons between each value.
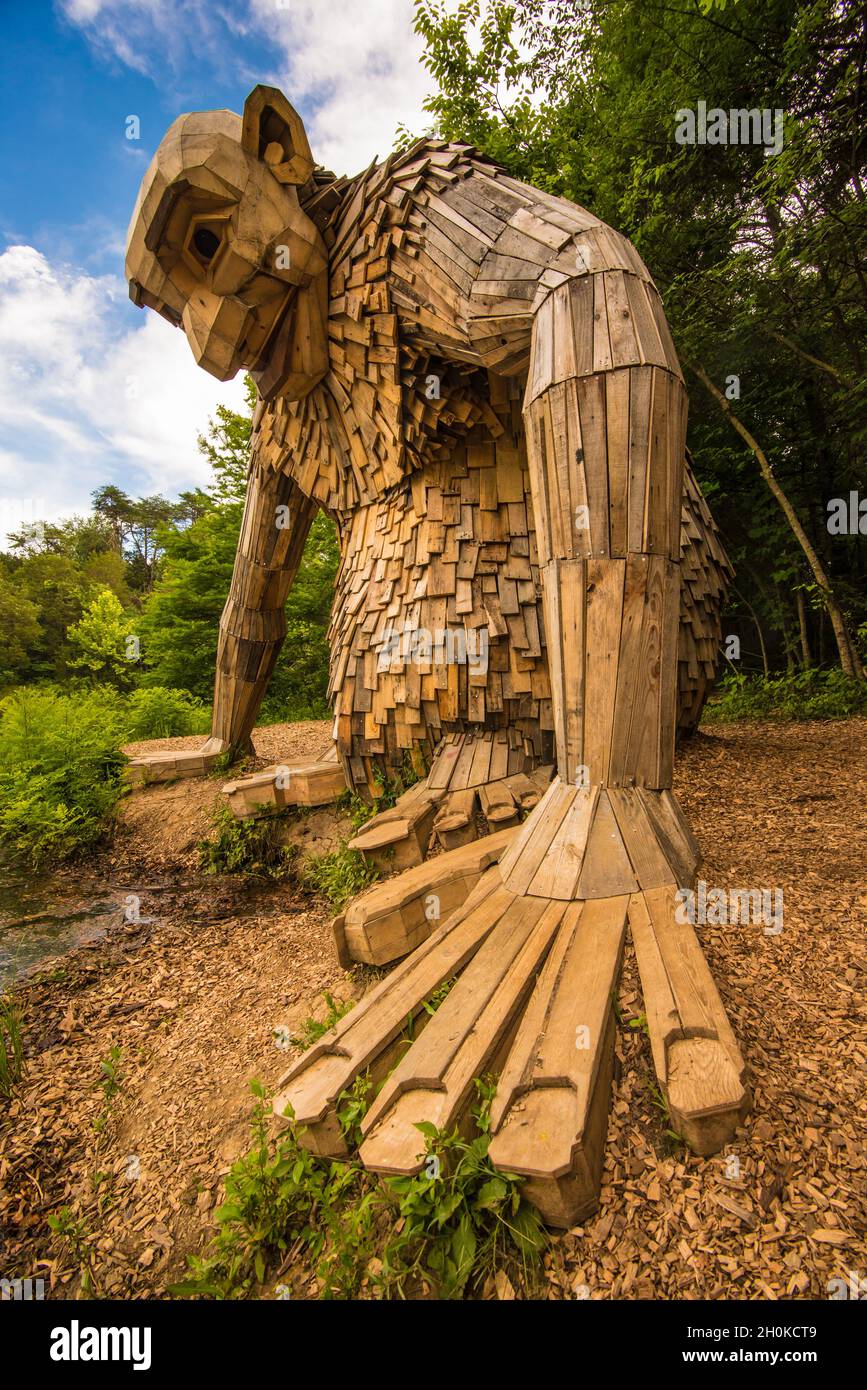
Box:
124;733;253;787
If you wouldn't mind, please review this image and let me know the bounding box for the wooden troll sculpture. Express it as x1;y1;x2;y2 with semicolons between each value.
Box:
127;86;748;1225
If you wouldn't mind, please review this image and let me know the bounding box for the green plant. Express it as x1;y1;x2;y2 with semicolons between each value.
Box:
0;995;25;1098
421;978;455;1015
99;1045;124;1102
172;1076;546;1301
300;843;379;910
125;686;210;740
703;669;867;724
198;806;298;878
48;1206;95;1295
0;686;127;867
646;1079;685;1149
289;992;355;1051
387;1077;547;1299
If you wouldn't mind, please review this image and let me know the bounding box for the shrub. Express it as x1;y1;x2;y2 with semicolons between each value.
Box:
300;844;379;910
125;686;210;740
171;1077;546;1300
0;687;127;866
198;806;298;878
703;669;867;723
0;996;25;1098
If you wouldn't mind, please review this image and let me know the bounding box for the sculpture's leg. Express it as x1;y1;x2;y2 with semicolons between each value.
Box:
125;457;319;786
276;289;748;1227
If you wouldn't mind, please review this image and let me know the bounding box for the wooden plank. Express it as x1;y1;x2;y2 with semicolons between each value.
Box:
628;888;748;1155
488;895;628;1226
359;896;565;1174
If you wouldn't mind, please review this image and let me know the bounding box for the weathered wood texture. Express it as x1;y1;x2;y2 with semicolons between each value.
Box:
128;110;731;791
128;92;746;1229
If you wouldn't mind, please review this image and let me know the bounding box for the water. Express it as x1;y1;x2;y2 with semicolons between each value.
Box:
0;867;126;987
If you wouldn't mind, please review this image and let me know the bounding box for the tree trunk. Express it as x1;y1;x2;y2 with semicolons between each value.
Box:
796;587;814;669
692;366;864;679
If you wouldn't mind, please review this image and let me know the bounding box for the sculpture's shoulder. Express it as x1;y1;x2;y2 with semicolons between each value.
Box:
250;146;650;517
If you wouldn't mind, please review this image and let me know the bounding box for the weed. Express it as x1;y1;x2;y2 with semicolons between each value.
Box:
199;806;298;878
0;995;25;1098
704;669;867;724
300;844;378;910
421;978;455;1016
289;992;355;1051
48;1206;95;1295
172;1076;547;1301
99;1044;124;1102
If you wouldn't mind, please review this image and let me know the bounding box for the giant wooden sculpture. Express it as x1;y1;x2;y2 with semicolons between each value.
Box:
126;87;747;1226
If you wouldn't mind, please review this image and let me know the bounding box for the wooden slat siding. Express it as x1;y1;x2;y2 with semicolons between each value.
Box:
497;777;572;890
582;558;624;785
605;370;630;557
656;562;681;786
575;374;610;557
574;791;639;899
607;787;674;890
526;786;598;899
626;553;665;786
607;556;649;786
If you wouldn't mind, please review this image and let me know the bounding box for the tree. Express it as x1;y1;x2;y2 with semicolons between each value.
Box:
67;589;136;688
0;573;41;686
412;0;867;678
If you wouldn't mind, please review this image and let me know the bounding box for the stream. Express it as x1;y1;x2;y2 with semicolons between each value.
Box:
0;866;129;987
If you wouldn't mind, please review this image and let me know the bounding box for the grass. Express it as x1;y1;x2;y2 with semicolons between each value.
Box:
170;1076;547;1301
0;683;209;869
288;992;355;1050
299;843;379;910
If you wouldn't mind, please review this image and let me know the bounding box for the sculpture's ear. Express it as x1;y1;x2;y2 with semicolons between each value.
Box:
241;85;314;185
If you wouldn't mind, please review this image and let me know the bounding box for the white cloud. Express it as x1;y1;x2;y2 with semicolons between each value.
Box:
58;0;436;174
249;0;433;173
0;244;244;534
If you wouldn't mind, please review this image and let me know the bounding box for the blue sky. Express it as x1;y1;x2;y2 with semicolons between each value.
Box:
0;0;435;536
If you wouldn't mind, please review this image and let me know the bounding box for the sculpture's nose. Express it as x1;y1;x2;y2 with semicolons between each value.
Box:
181;287;248;381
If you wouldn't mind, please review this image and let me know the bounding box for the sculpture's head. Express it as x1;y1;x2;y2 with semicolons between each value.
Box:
126;85;329;401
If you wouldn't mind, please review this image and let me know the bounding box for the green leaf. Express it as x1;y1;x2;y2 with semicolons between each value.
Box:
474;1177;508;1210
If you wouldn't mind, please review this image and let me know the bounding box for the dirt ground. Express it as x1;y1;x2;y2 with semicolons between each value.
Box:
1;717;865;1300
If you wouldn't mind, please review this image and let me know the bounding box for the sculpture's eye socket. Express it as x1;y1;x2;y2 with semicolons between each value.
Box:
192;226;221;262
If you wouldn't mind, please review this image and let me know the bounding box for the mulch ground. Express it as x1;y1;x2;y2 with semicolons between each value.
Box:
1;717;864;1300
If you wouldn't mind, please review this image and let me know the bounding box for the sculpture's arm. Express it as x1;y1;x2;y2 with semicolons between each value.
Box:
396;167;686;799
520;250;686;794
206;450;319;757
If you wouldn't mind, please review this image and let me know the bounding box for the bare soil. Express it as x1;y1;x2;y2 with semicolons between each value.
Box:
1;717;864;1300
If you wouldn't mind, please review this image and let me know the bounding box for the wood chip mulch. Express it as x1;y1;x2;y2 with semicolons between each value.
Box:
1;717;864;1299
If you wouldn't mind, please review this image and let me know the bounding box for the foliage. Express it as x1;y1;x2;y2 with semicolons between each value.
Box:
139;380;338;716
198;806;299;878
67;589;136;687
300;843;379;910
0;686;127;867
0;996;25;1099
0;571;41;684
171;1077;546;1300
412;0;867;678
124;686;210;740
703;668;867;723
288;992;355;1051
